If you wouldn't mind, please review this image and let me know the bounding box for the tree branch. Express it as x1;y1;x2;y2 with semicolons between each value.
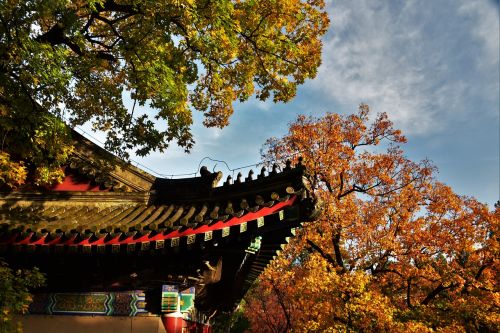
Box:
421;283;455;305
36;23;83;55
36;21;116;62
306;239;337;268
332;232;346;271
338;171;344;198
406;277;413;308
475;263;491;281
271;283;292;333
240;32;299;66
371;268;404;278
319;173;334;193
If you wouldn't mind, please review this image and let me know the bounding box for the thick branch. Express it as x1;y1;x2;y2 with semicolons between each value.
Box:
94;14;125;41
319;173;334;193
271;283;292;333
36;23;83;55
406;278;413;308
338;171;344;198
461;262;493;295
332;232;345;270
475;263;491;281
36;22;116;62
306;239;337;268
421;283;455;305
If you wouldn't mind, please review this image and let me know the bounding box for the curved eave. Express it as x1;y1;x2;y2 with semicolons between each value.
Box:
0;196;297;252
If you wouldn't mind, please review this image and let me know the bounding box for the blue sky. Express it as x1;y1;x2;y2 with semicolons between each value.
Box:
81;0;499;206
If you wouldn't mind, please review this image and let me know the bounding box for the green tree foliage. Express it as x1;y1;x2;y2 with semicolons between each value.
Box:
0;261;45;333
211;300;250;333
0;0;329;186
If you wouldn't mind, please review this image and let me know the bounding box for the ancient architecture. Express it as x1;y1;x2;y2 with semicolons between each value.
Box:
0;132;319;332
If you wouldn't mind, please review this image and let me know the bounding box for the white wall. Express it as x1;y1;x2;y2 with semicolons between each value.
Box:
19;315;167;333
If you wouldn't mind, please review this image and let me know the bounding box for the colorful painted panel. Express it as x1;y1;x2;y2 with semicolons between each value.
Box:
111;292;134;316
161;285;179;313
130;291;148;316
180;287;195;313
52;293;110;314
29;291;148;316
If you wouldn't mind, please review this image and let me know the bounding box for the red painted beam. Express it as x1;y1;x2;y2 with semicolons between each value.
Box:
2;196;297;248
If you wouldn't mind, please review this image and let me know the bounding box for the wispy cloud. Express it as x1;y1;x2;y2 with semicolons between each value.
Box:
312;0;498;135
459;0;499;67
128;0;498;204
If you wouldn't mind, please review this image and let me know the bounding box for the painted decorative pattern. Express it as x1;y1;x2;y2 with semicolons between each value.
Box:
52;293;110;314
180;287;195;313
112;293;134;316
161;285;179;312
29;291;148;316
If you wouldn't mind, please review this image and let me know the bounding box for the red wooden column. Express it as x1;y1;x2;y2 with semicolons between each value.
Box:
161;313;185;333
161;314;212;333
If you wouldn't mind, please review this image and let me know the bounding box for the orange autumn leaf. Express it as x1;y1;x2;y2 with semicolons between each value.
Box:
245;105;499;332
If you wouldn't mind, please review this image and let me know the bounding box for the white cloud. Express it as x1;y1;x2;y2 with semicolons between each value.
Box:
311;0;498;135
458;0;499;67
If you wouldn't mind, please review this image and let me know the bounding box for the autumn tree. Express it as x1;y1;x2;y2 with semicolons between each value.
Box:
245;105;499;332
0;0;329;186
0;261;45;333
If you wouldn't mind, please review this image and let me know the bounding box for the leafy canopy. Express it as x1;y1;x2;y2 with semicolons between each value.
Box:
245;106;499;332
0;0;329;186
0;261;45;333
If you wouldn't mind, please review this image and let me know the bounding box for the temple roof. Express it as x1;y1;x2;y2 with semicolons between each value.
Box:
0;162;311;249
0;131;319;315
